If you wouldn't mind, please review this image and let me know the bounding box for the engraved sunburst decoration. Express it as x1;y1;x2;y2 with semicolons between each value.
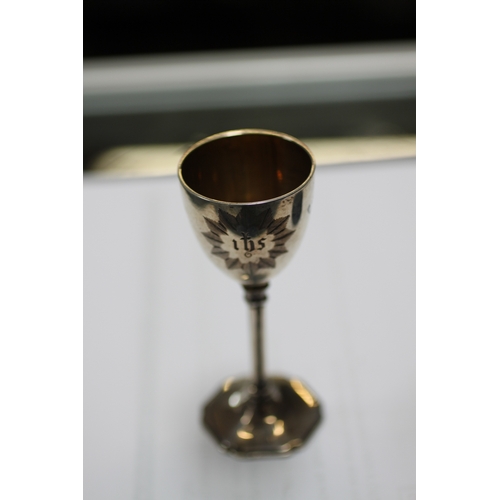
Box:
202;208;295;276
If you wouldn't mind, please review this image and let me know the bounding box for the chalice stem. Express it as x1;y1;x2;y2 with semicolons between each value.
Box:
244;283;269;390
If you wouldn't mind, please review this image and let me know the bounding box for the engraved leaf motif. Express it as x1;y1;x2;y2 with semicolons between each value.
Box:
267;216;289;235
258;258;276;269
218;210;239;232
204;217;227;235
272;228;294;244
257;208;274;230
218;208;275;237
202;231;223;245
225;258;242;270
211;247;229;259
269;246;288;258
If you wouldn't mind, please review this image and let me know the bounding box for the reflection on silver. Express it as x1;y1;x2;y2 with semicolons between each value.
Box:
228;392;241;408
273;420;285;436
222;377;234;392
240;410;253;426
237;429;254;440
290;379;318;408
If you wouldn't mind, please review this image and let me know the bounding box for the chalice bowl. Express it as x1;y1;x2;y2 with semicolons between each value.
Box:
178;129;321;457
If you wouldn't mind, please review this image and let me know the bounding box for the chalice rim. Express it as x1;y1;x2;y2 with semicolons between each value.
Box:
177;128;316;207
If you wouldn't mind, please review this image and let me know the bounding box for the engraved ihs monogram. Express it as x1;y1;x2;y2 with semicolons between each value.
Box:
232;233;266;256
202;208;295;275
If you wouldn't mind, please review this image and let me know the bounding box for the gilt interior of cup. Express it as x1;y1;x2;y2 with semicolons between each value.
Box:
179;131;314;204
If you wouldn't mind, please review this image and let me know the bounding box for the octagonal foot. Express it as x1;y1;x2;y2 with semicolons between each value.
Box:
203;376;321;457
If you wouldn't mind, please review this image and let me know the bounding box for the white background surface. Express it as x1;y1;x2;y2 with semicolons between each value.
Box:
84;158;415;499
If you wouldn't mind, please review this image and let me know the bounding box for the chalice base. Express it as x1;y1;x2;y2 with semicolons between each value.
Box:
203;376;321;457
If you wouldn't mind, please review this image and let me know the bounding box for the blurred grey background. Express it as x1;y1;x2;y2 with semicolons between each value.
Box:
83;0;415;171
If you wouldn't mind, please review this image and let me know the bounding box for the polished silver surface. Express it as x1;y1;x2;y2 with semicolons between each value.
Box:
178;129;321;456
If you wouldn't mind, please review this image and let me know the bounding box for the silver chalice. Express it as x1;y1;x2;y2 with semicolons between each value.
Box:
178;129;321;457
